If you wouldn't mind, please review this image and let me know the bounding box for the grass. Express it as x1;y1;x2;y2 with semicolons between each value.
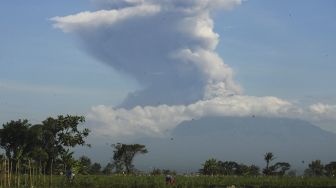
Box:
36;175;336;188
2;174;336;187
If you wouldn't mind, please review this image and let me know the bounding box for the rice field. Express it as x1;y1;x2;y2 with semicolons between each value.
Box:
2;174;336;188
1;159;336;188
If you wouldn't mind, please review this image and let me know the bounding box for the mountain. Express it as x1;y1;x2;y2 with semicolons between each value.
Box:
133;117;336;173
77;116;336;173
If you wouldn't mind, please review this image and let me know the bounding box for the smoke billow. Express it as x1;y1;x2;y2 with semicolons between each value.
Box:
52;0;241;107
52;0;336;137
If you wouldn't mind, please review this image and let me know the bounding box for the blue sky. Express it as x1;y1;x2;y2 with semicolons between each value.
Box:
0;0;138;122
1;0;336;127
216;0;336;101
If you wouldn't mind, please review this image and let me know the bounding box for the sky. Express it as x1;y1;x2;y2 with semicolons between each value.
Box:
1;0;336;138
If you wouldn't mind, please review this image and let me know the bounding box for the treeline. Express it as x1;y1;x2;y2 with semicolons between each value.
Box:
1;117;336;178
200;152;336;177
71;155;112;175
0;116;150;176
304;160;336;177
0;116;90;175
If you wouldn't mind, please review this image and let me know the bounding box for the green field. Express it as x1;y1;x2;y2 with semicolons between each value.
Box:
5;175;336;188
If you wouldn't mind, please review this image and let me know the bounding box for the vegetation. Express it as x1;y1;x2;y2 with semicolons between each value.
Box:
112;143;148;174
1;117;336;187
0;174;336;188
0;115;90;183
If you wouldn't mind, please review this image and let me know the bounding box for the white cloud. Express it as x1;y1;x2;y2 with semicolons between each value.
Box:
309;103;336;120
51;4;160;32
87;95;298;137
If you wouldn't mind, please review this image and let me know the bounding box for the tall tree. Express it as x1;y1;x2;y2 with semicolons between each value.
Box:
263;152;275;175
201;158;219;175
40;115;90;172
307;160;324;176
112;143;148;174
0;119;34;166
27;124;48;162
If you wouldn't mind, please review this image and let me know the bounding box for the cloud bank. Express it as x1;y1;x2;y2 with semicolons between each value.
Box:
87;96;298;137
52;0;336;137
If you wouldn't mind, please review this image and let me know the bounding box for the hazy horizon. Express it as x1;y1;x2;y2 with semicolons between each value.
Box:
1;0;336;172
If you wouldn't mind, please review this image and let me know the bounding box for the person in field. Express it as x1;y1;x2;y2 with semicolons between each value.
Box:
66;168;75;182
165;174;176;185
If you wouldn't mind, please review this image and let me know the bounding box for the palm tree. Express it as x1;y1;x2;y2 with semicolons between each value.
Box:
263;152;275;175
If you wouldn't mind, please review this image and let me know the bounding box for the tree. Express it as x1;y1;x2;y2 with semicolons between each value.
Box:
78;155;92;175
112;143;148;174
201;158;219;175
27;124;48;163
263;152;275;175
90;163;102;174
218;161;238;175
307;160;324;176
325;162;336;177
271;162;291;176
0;119;35;168
40;115;90;173
235;164;250;176
248;165;260;176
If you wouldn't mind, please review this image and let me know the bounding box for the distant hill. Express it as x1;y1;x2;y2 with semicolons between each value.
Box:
134;116;336;173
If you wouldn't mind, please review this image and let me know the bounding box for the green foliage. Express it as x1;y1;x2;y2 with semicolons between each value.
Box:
0;119;32;161
263;152;275;175
248;165;260;176
78;155;92;175
0;115;90;175
218;161;238;175
90;162;102;174
14;174;336;188
60;149;75;171
305;160;324;176
201;158;219;175
200;159;260;176
325;161;336;176
271;162;291;176
261;152;291;176
235;163;249;176
112;143;148;174
40;115;90;172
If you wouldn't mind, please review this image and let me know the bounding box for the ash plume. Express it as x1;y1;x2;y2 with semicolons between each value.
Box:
52;0;336;137
52;0;241;107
